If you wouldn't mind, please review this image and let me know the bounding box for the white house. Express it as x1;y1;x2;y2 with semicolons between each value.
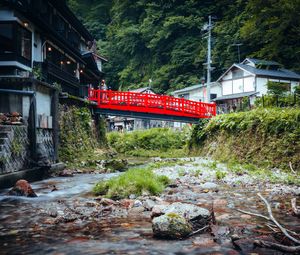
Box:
215;58;300;112
171;82;221;102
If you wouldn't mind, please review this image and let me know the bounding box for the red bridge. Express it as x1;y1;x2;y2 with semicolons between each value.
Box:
88;89;216;123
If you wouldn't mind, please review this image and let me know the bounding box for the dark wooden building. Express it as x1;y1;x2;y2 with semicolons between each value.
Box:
0;0;106;176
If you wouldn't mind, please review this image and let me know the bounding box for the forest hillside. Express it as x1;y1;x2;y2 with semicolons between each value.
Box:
68;0;300;93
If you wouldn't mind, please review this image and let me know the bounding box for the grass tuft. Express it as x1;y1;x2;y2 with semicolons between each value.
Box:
93;167;170;199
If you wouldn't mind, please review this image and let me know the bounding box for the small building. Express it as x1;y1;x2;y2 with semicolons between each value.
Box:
0;0;106;176
215;58;300;113
171;82;221;102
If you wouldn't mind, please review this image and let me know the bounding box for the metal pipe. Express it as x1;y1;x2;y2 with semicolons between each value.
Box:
0;89;35;96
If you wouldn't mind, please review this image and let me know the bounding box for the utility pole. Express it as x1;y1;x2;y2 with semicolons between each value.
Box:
232;43;243;63
206;15;212;103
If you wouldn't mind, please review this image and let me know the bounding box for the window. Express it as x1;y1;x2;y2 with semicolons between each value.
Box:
0;23;14;54
0;22;32;66
17;25;32;60
232;69;244;79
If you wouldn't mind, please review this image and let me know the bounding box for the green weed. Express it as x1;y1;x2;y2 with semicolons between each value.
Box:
215;170;227;180
93;167;170;199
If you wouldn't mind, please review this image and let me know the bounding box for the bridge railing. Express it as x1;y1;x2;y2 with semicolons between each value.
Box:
88;89;216;118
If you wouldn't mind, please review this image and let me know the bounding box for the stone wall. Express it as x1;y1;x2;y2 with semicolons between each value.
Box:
0;125;29;174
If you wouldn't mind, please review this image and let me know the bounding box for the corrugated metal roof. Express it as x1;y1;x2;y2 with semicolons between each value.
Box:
214;91;258;101
236;64;300;80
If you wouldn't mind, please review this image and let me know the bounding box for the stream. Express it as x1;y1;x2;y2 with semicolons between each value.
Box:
0;157;299;255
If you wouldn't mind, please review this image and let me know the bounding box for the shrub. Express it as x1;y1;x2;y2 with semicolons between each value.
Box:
93;168;170;199
107;127;191;156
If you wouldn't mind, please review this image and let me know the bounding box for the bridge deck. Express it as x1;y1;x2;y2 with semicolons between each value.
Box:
88;89;216;121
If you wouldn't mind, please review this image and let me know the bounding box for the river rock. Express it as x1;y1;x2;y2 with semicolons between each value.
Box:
152;202;210;220
152;213;192;239
133;200;143;207
59;169;74;177
8;179;37;197
200;182;219;190
143;199;156;210
104;159;128;172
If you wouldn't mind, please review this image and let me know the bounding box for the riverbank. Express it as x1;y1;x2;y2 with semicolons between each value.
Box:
1;156;299;254
189;108;300;172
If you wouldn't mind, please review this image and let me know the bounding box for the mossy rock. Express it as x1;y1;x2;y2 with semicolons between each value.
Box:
152;213;192;239
104;159;128;172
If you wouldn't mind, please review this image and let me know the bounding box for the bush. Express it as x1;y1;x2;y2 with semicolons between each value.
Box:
107;127;191;156
93;168;170;199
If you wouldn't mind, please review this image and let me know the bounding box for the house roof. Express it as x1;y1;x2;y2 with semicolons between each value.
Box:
81;52;103;77
217;63;300;81
242;58;281;66
214;91;259;101
236;64;300;80
130;87;154;93
171;82;220;95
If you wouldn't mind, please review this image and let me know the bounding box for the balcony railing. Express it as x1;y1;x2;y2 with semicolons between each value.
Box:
34;61;79;87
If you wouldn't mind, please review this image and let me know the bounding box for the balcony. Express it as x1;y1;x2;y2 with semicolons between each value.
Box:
34;61;79;89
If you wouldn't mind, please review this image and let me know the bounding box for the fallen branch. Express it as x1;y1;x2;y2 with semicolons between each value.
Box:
254;240;300;253
291;198;300;217
289;162;296;174
188;225;209;237
257;193;300;245
236;208;270;221
267;223;300;236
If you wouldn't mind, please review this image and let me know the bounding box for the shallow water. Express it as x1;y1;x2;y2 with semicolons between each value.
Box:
0;159;299;255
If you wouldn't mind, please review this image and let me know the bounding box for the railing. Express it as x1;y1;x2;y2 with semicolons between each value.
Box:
88;89;216;118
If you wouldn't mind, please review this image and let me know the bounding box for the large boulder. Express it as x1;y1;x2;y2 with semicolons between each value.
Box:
151;202;210;234
8;179;37;197
152;213;192;239
151;202;210;220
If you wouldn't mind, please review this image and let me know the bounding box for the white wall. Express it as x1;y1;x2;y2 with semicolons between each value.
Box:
222;80;232;95
211;85;222;96
232;79;243;93
36;91;51;116
188;88;202;101
244;76;255;92
222;72;232;80
256;77;268;95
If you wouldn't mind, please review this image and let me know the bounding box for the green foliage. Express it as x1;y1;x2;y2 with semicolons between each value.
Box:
177;169;186;177
267;81;290;95
93;168;170;199
107;127;190;157
190;108;300;171
68;0;300;92
11;136;22;156
32;66;42;80
215;170;227;180
240;0;300;73
59;105;100;162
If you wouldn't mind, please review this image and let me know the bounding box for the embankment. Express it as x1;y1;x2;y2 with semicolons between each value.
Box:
189;108;300;171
